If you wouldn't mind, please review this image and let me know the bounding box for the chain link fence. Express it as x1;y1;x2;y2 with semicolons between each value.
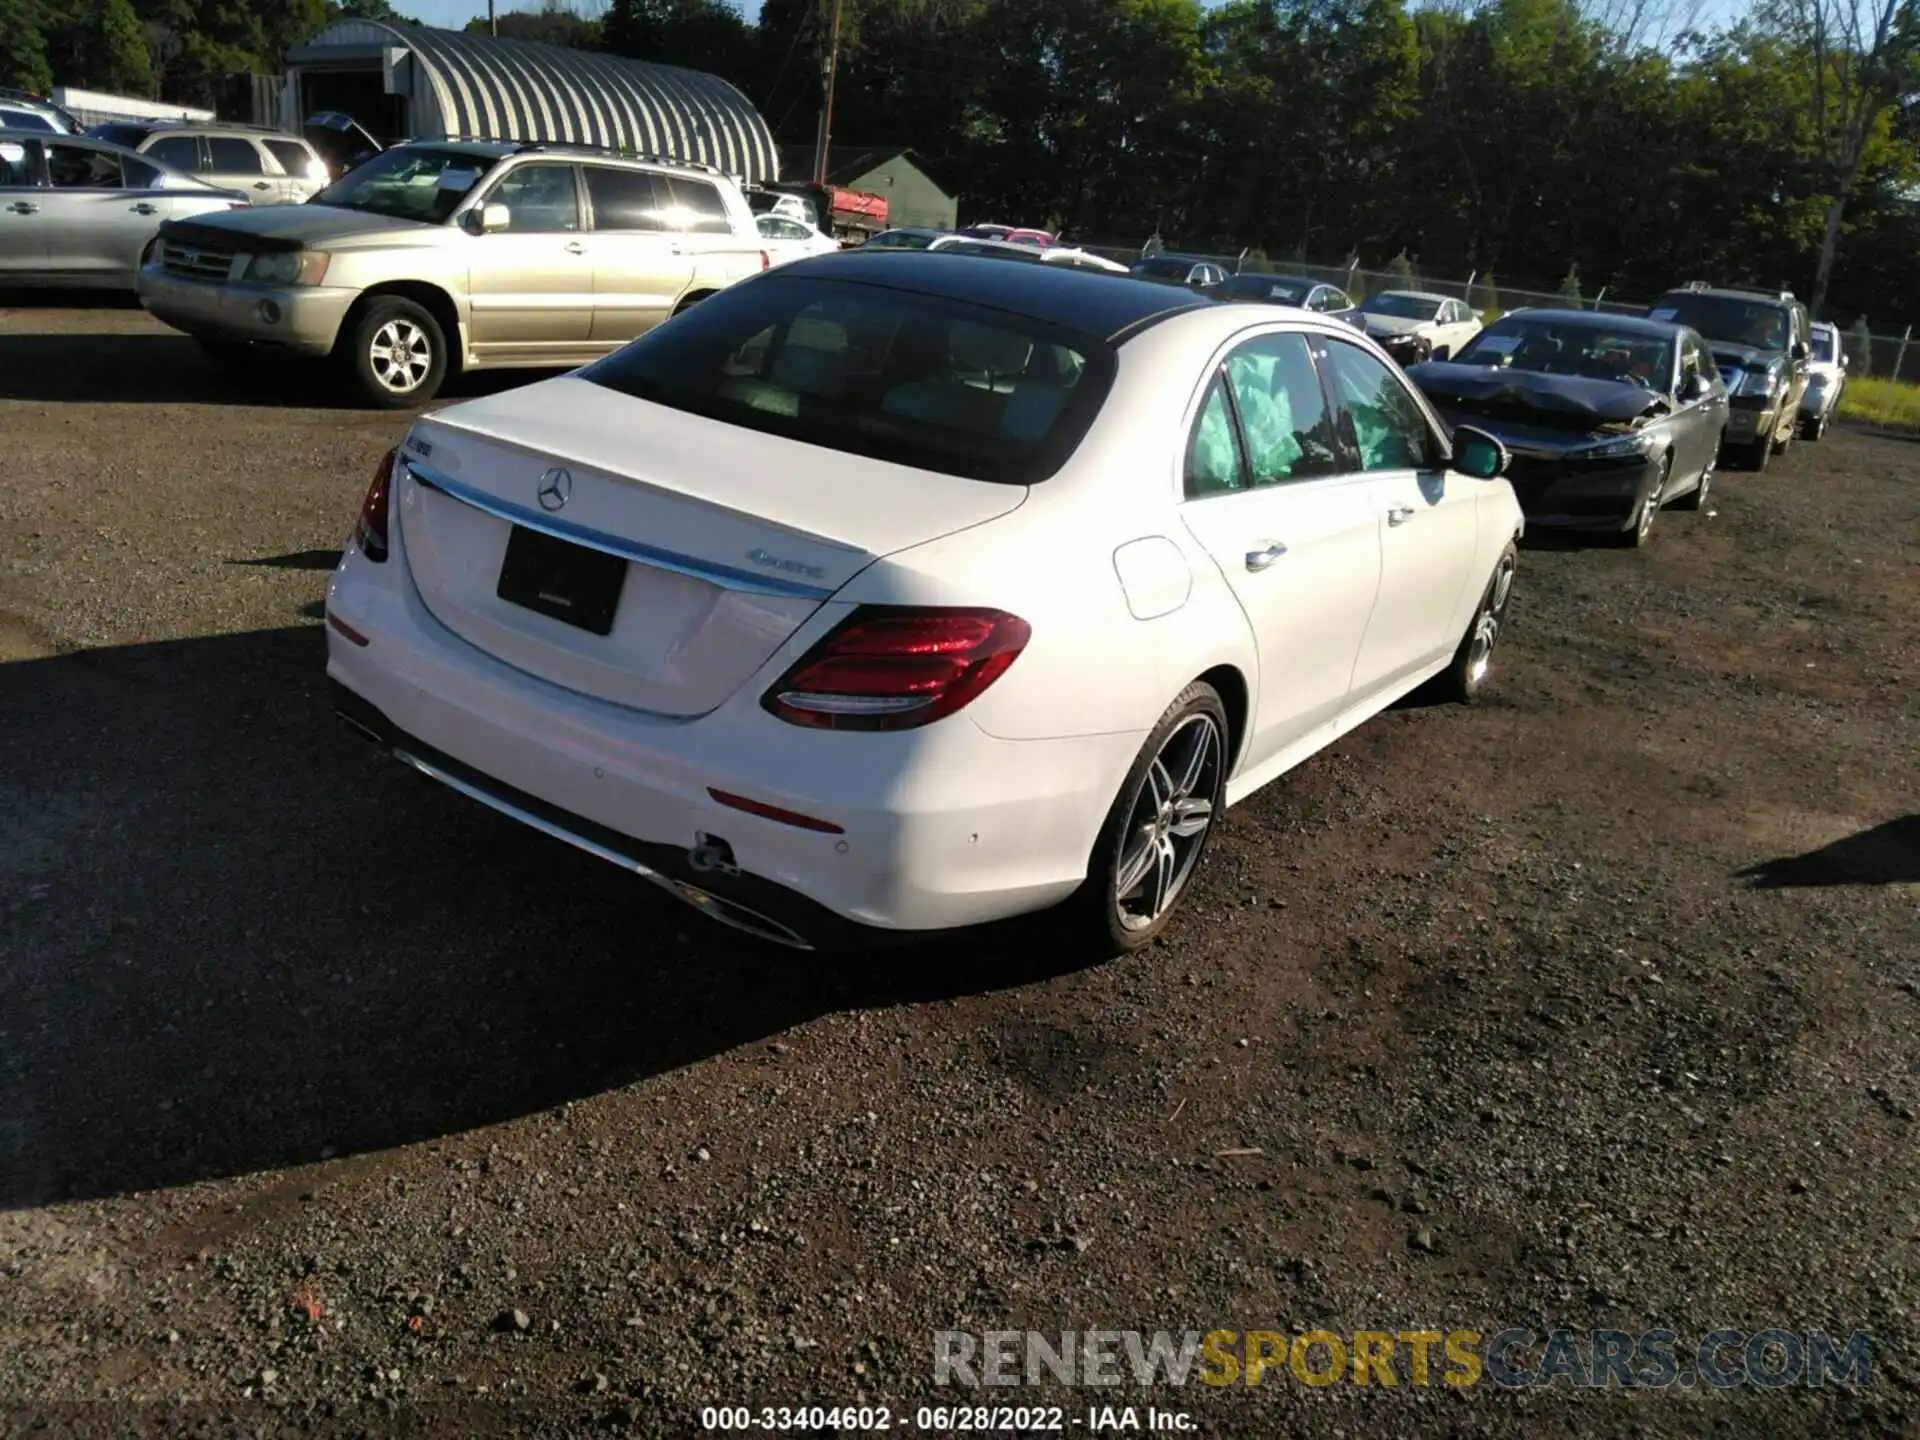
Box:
1078;240;1920;404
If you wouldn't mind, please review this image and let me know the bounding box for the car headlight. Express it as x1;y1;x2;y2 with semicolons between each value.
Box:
1577;432;1658;459
244;250;330;286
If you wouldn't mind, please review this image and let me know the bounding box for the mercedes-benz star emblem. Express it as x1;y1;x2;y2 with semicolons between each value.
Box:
535;467;572;512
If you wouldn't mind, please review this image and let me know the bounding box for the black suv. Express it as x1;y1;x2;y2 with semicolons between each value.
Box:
1645;285;1810;470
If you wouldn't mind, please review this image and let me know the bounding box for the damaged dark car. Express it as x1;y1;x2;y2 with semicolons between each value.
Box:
1405;310;1728;547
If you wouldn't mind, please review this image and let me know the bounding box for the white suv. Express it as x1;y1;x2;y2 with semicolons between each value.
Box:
89;123;329;204
136;140;772;407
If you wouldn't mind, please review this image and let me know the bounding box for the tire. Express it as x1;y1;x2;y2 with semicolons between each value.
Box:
1436;542;1517;703
1771;409;1794;454
1618;457;1669;548
1431;345;1450;362
1674;448;1713;511
1742;434;1771;472
1061;682;1229;956
337;296;447;409
672;290;716;318
1801;409;1826;442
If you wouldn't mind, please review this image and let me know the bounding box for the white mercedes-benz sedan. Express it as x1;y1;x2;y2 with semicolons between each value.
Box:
326;251;1523;953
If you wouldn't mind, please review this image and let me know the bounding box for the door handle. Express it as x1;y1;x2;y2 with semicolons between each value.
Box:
564;240;586;254
130;202;158;215
1244;542;1287;571
1387;505;1416;526
253;181;272;190
6;201;37;215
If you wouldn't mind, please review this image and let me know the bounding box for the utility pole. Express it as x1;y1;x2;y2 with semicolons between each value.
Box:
488;0;497;35
811;0;845;186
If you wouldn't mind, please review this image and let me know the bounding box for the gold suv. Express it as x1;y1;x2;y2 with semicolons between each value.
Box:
136;139;770;407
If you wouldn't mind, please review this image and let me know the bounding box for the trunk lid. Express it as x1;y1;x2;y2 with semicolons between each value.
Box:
397;374;1027;717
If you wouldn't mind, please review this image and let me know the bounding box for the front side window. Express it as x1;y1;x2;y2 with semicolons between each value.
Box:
123;156;162;190
488;163;579;231
311;146;497;224
582;276;1113;483
144;135;200;171
1222;332;1341;485
46;144;122;189
1321;339;1438;472
584;166;663;231
2;109;55;133
206;136;264;174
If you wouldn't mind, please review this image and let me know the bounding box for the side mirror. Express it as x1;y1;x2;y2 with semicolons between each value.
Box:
1452;424;1510;480
1790;340;1810;361
462;203;510;235
1840;352;1850;370
1472;308;1486;321
1683;371;1713;400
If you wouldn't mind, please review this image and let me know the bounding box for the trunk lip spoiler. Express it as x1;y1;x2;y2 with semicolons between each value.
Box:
401;458;838;601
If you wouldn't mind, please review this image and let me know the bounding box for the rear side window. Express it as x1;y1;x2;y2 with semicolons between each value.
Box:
584;166;664;231
123;156;162;190
0;140;31;186
2;109;55;132
264;138;314;175
1222;332;1341;484
581;275;1115;484
657;175;732;234
145;135;200;171
206;137;264;173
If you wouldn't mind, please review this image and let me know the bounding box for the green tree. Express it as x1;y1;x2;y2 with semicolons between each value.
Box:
0;0;56;93
1386;249;1415;284
1558;262;1582;301
1847;314;1873;373
46;0;154;96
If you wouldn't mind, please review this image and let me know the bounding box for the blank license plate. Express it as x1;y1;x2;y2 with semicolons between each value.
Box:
496;526;626;635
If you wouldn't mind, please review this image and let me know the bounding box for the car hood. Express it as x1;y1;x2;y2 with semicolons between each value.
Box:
1408;362;1667;429
155;204;442;252
1360;314;1435;338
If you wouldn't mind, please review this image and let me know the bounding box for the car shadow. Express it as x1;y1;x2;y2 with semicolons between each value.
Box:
232;549;343;571
0;625;1093;1207
1736;816;1920;889
0;327;568;408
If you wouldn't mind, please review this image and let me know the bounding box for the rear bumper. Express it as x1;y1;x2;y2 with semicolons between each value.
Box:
1506;453;1657;531
136;262;355;355
1722;405;1778;445
322;537;1139;945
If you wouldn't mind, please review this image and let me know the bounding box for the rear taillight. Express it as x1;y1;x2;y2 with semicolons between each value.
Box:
355;449;394;562
762;607;1031;732
759;250;771;271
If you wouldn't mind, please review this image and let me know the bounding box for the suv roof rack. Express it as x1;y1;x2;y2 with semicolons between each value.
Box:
435;135;730;178
1683;279;1797;303
136;118;295;136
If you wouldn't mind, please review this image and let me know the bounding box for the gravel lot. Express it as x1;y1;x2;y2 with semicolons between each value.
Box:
2;298;1916;1438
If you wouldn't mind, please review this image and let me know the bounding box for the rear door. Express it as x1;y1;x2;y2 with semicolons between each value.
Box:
37;141;155;281
1177;329;1383;769
581;164;690;343
262;136;325;202
0;138;45;275
1320;335;1480;698
1676;334;1726;482
200;134;277;203
465;160;594;357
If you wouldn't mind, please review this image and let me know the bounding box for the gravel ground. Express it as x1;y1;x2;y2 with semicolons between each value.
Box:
1;299;1916;1438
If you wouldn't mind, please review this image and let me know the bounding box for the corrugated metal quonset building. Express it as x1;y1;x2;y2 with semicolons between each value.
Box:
280;21;779;185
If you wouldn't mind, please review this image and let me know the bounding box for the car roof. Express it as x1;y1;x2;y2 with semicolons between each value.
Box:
1811;319;1839;335
1134;253;1213;265
1659;286;1795;307
1222;272;1319;287
1491;307;1688;338
1374;289;1455;303
778;250;1213;342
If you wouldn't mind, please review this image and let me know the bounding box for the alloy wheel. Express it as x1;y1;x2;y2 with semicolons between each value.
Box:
1112;713;1223;932
1466;552;1516;687
369;319;433;395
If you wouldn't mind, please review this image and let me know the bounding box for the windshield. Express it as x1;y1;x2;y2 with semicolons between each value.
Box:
1458;320;1673;388
1651;294;1789;351
1218;275;1310;304
1812;327;1839;363
581;275;1115;484
311;147;492;223
1360;293;1441;320
868;230;935;249
1133;258;1196;280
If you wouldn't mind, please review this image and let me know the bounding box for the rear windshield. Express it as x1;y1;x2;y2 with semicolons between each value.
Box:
1218;275;1310;304
581;275;1114;484
1360;293;1441;320
1651;294;1789;351
1812;327;1839;363
1133;257;1196;280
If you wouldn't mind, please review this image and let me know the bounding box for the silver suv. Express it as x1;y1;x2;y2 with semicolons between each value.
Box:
136;140;771;407
90;122;328;205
